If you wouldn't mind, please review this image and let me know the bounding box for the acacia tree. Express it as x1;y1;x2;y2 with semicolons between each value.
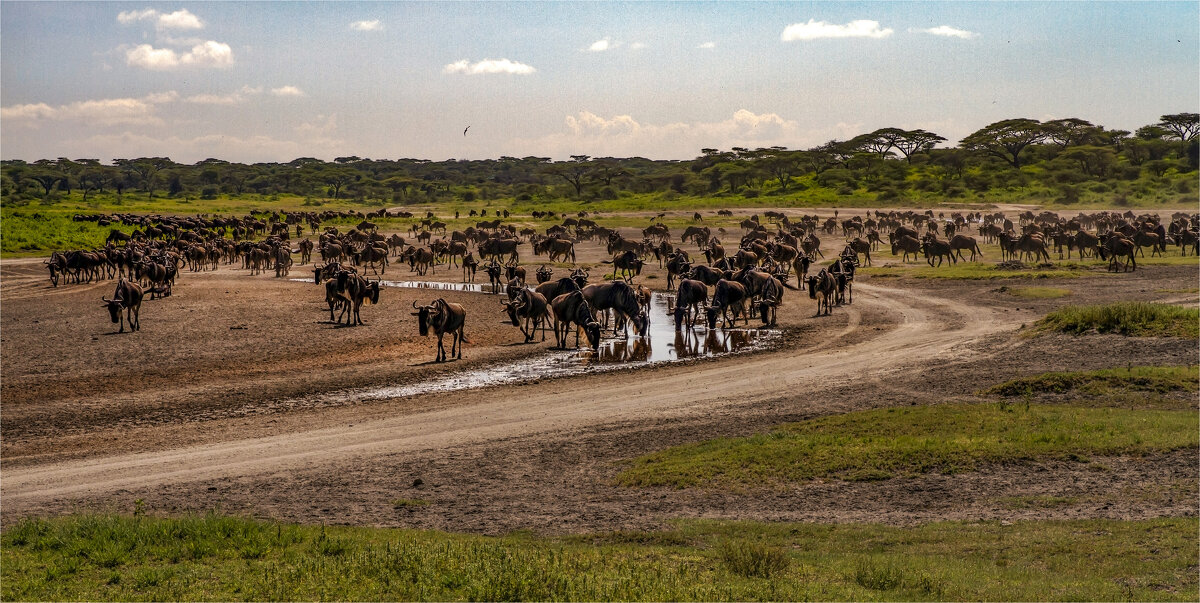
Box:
873;128;946;163
114;157;175;198
960;118;1049;168
547;155;592;197
1157;113;1199;142
1042;118;1101;148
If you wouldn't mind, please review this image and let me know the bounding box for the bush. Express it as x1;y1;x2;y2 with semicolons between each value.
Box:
1057;185;1080;204
718;541;790;579
836;185;854;196
741;188;760;198
200;186;219;200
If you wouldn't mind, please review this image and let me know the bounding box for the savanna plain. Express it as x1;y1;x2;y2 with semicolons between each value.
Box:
1;188;1198;600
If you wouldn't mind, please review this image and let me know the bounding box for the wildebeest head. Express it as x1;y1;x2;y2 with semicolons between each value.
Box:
500;296;524;326
674;305;687;330
365;280;381;305
411;300;433;336
102;295;123;323
705;304;722;329
807;275;819;299
583;319;602;350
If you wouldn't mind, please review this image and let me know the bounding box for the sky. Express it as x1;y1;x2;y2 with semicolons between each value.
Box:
2;1;1197;164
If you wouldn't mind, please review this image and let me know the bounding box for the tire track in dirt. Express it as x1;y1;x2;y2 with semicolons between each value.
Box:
2;282;1018;506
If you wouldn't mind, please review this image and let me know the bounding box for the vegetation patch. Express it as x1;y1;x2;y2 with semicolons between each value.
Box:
983;366;1198;410
861;263;1087;280
1033;302;1199;338
616;404;1197;488
1000;285;1073;298
2;513;1195;601
389;498;429;508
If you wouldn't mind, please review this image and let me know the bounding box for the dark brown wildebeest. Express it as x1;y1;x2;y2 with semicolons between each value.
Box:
1072;230;1100;259
535;264;553;284
409;247;435;276
412;298;467;362
674;279;708;330
485;259;504;293
1131;231;1164;257
681;225;711;247
582;280;648;337
535;275;582;305
843;238;872;266
357;220;377;232
274;245;294;277
334;271;381;326
501;287;551;342
298;238;314;265
386;234;406;256
802;234;824;259
757;272;785;326
665;252;691;290
603;250;645;282
462;252;479;283
320;242;345;264
733;248;759;269
550;290;602;350
705;279;748;329
948;234;983;262
547;238;576;264
891;235;922;263
687;264;724;287
479;237;519;264
807;269;836;316
102;277;143;333
793;254;812;290
921;237;955;267
505;264;527;285
1097;235;1137;272
702;239;726;264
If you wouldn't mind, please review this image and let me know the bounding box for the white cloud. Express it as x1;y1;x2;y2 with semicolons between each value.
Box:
443;58;536;75
126;41;233;70
629;42;646;50
185;93;244;105
271;86;305;97
697;41;716;49
587;38;616;52
781;19;893;41
1;91;178;127
912;25;979;39
117;8;203;30
350;19;382;31
515;109;865;159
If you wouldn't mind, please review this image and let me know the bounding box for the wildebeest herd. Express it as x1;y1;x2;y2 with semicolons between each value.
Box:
47;207;1200;362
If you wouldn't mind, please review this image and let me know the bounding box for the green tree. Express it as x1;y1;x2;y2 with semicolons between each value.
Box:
1156;112;1199;142
960;118;1049;168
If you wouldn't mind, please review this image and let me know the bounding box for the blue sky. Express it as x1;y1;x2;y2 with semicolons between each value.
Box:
2;1;1197;163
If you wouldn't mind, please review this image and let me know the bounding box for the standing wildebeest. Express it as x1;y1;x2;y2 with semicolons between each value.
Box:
535;264;553;284
757;272;785;326
922;237;955;267
550;290;602;350
843;238;872;266
948;234;983;262
1097;235;1137;272
674;279;708;330
462;252;479;283
412;299;467;361
603;250;645;282
298;239;314;265
582;280;648;337
501;287;551;342
102;277;143;333
793;254;812;290
485;259;504;293
891;235;923;263
665;252;691;290
807;269;836;316
705;279;749;329
335;271;381;326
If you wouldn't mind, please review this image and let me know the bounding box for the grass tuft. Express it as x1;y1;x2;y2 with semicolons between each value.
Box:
718;541;791;579
1033;302;1199;338
983;366;1198;410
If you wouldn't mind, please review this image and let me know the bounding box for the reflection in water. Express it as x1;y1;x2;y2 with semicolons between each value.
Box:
289;279;779;403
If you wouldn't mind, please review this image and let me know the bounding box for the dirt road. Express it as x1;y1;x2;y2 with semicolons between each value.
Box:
1;280;1012;506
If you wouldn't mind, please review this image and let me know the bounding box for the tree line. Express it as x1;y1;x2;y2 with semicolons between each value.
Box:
3;113;1196;207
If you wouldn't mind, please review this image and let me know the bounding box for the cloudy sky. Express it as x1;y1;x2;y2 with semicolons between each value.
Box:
2;2;1197;164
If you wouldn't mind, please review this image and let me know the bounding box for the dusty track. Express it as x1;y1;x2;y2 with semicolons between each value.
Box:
2;281;1012;506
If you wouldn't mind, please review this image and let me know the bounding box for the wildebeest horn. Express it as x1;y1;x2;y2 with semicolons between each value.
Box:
411;300;420;309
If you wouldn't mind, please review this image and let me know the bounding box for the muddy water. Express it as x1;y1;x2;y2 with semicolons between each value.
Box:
295;278;778;402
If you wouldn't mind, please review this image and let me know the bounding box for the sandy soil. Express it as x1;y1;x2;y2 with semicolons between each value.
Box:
1;215;1197;533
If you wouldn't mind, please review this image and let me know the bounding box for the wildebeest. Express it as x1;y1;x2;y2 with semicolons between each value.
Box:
891;235;923;263
479;237;519;264
603;250;645;282
102;277;143;333
550;290;602;350
535;264;553;284
462;252;479;283
922;237;955;267
582;280;648;337
948;234;983;262
1097;235;1137;272
674;279;708;329
484;259;504;293
298;238;314;265
757;274;784;326
705;279;749;329
412;299;467;361
807;269;836;316
501;287;551;342
334;270;381;326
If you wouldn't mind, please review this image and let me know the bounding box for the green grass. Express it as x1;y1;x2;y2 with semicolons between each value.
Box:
1001;285;1073;299
0;210;112;256
983;366;1198;410
1033;302;1199;338
616;404;1198;489
1;513;1195;601
389;498;430;508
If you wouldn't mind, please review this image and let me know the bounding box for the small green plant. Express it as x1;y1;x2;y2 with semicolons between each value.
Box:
1033;302;1199;338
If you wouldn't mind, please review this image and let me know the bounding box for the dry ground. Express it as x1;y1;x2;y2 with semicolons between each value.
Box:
1;209;1197;533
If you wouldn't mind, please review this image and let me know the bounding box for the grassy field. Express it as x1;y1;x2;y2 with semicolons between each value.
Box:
1;513;1195;601
983;366;1198;410
1032;302;1200;338
616;404;1197;488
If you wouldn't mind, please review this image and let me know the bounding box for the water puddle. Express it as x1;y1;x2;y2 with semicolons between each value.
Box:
292;277;778;403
